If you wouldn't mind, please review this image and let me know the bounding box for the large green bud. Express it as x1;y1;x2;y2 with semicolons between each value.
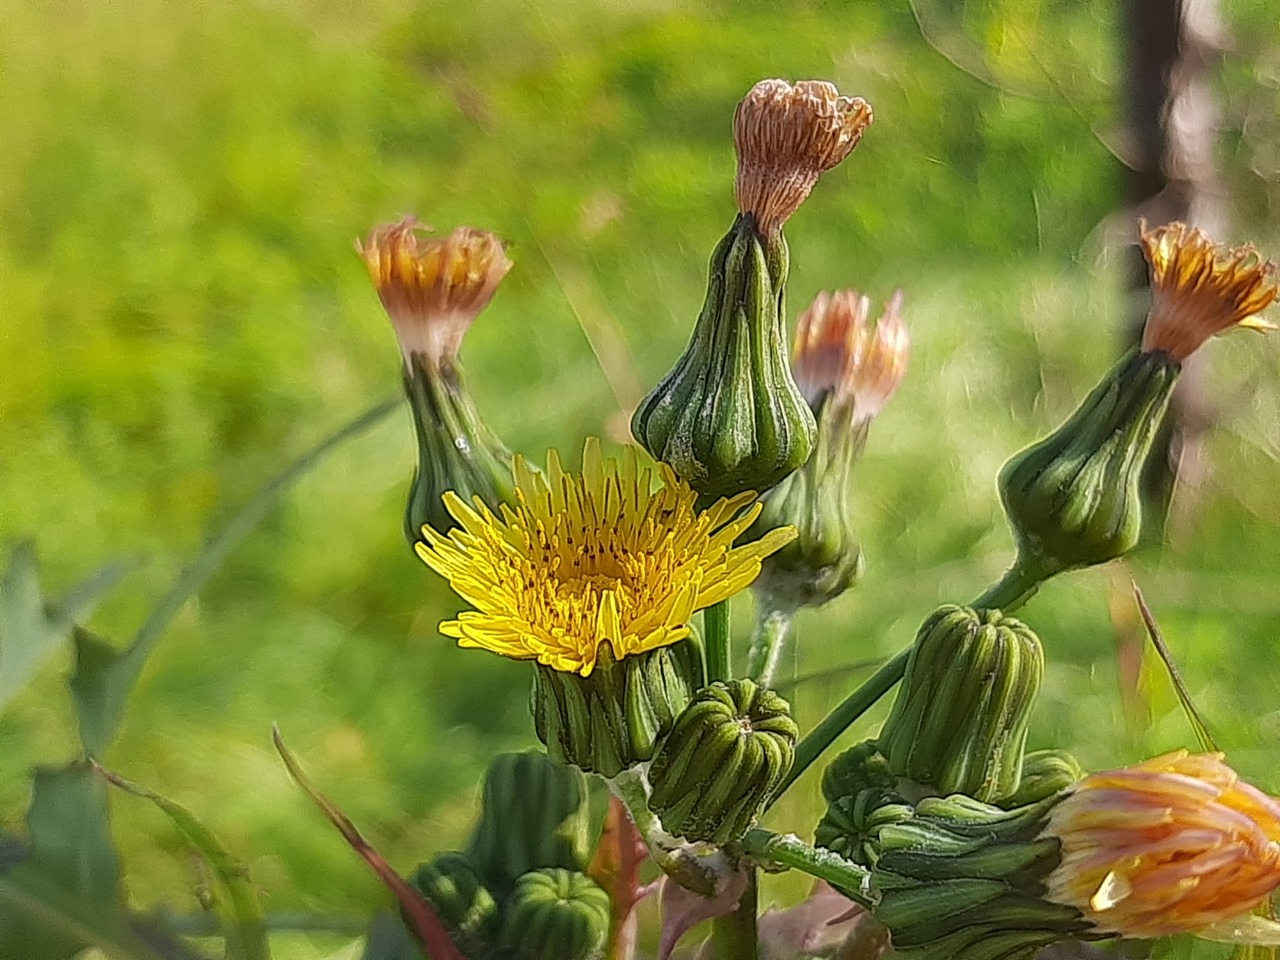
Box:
877;606;1044;803
630;216;815;501
647;679;799;844
995;750;1083;810
866;793;1099;960
409;851;500;953
531;640;703;778
357;219;516;550
500;868;611;960
467;751;592;892
998;349;1179;579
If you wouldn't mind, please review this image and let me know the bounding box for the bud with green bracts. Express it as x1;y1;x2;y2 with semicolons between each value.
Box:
877;605;1044;802
864;793;1101;960
500;868;611;960
995;750;1083;809
816;787;913;868
820;739;897;806
631;216;816;501
531;639;703;778
998;349;1179;578
647;678;799;844
403;355;514;549
409;851;500;951
466;751;592;892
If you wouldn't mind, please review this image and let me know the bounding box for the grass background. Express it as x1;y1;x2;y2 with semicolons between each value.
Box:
2;0;1280;956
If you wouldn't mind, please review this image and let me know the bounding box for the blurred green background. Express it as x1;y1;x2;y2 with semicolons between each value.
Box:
2;0;1280;956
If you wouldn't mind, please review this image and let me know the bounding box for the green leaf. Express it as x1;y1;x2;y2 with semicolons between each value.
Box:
69;398;398;758
0;541;130;713
95;764;269;960
0;762;163;960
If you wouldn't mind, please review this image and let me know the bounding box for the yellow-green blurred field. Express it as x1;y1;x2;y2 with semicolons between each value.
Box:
3;1;1280;957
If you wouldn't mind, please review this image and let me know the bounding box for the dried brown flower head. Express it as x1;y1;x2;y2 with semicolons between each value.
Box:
733;79;873;237
1139;220;1278;362
358;218;512;367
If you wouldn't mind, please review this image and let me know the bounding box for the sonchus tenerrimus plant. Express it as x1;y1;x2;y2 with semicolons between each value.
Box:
357;76;1280;960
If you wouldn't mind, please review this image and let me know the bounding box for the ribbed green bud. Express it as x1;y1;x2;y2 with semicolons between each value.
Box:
647;679;799;843
866;794;1099;960
815;787;913;868
403;356;514;548
877;605;1044;802
466;751;591;892
500;868;611;960
531;640;703;778
998;349;1179;578
409;851;499;952
631;216;816;501
995;750;1084;810
820;739;897;806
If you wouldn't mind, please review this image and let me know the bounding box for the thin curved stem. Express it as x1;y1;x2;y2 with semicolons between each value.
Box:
971;556;1057;612
741;829;873;908
746;607;793;688
704;600;732;682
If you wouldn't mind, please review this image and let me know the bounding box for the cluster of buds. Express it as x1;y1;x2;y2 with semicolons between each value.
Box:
997;221;1278;590
752;289;908;613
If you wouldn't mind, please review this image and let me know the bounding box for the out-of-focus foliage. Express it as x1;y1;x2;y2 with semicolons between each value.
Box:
1;0;1278;957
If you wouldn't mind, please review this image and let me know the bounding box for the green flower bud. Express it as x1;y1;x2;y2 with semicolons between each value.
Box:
865;794;1098;960
815;786;913;869
467;751;592;891
647;679;799;844
409;851;500;952
531;639;703;778
877;605;1044;802
995;750;1083;810
357;218;516;549
500;868;611;960
998;349;1179;579
752;290;908;610
631;216;816;501
820;739;898;806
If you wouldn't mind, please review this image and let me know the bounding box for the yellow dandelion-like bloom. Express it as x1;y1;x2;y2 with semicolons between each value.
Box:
792;289;908;423
415;439;796;677
358;217;512;368
1139;220;1278;362
1042;750;1280;939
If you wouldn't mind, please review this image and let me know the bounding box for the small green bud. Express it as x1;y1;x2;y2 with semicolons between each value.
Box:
995;750;1084;809
501;868;611;960
815;786;913;869
820;739;898;806
865;794;1097;960
531;639;703;778
631;216;816;500
647;679;799;844
357;218;516;549
998;349;1179;578
877;605;1044;802
409;851;500;951
467;751;592;892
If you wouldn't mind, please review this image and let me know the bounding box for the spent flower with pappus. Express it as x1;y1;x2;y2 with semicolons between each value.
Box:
633;79;874;501
996;219;1275;596
837;750;1280;959
359;218;515;546
415;438;794;775
752;289;908;614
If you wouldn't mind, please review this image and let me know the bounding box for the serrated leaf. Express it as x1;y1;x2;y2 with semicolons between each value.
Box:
95;764;268;960
0;763;163;960
0;542;130;713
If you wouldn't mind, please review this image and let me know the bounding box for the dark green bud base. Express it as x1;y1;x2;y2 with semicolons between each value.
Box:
410;851;501;952
531;640;703;778
648;678;799;844
500;868;611;960
631;215;816;500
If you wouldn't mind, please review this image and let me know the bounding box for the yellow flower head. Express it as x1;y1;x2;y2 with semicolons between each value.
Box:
792;289;908;423
415;439;796;676
358;217;512;368
1139;220;1278;362
1042;750;1280;939
733;79;873;237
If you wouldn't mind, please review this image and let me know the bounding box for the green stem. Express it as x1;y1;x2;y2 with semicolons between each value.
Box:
741;829;873;908
746;607;793;688
970;555;1056;613
710;868;758;960
704;600;732;682
773;648;910;800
